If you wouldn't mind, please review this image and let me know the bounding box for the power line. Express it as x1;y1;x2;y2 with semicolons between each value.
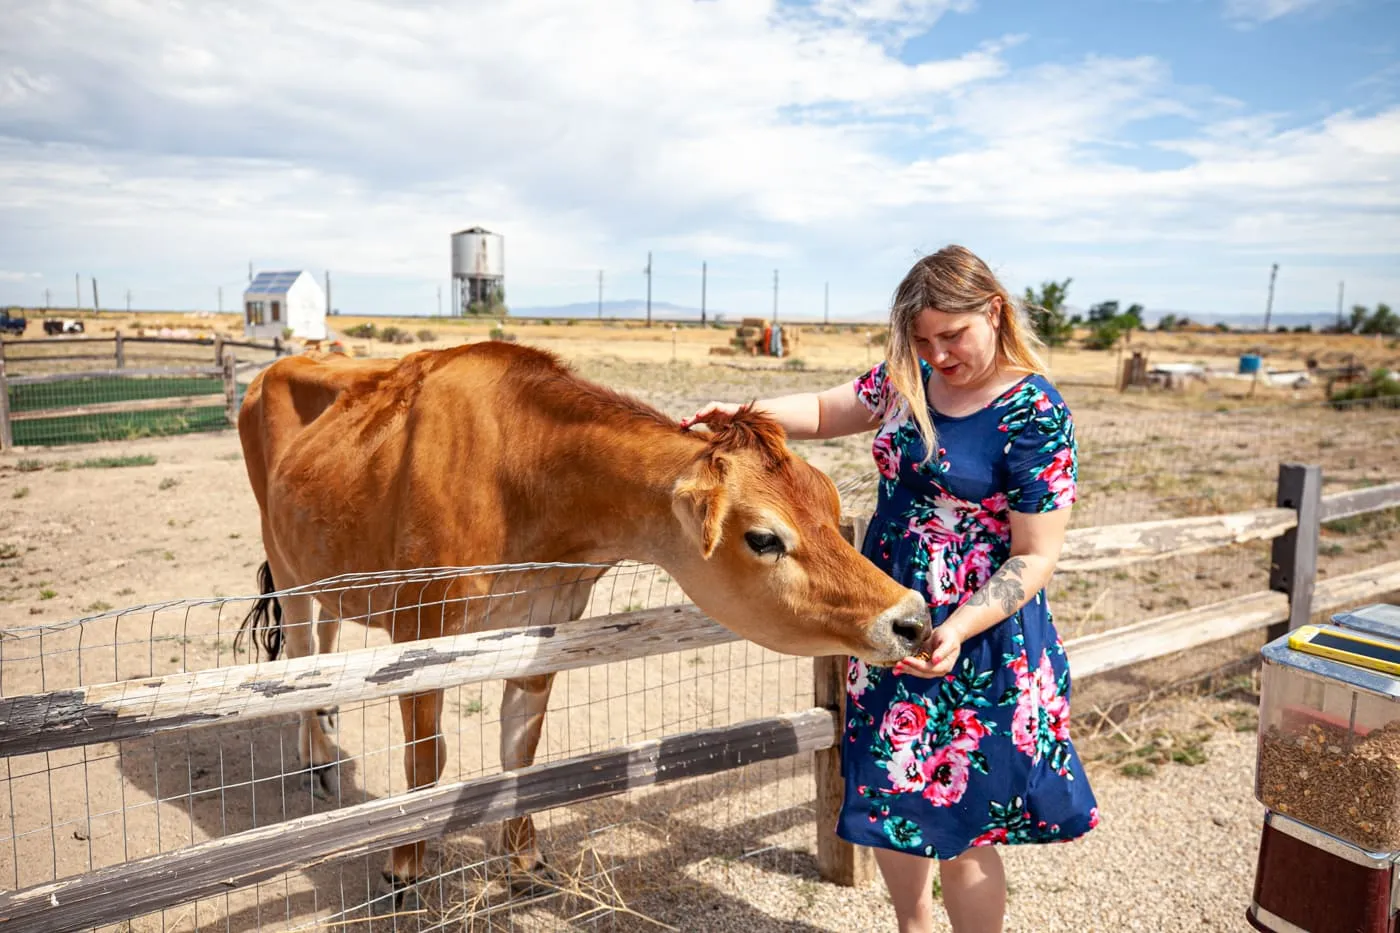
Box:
701;261;707;327
644;252;653;328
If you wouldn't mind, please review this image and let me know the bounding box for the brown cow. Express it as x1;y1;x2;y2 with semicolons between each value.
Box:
234;340;929;905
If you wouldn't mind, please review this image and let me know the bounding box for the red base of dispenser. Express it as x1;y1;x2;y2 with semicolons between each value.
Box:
1247;812;1396;933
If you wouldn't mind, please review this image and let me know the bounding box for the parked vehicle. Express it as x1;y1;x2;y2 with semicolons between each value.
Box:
0;308;26;336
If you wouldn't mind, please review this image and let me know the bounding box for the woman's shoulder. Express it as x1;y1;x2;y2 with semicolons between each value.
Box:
990;371;1070;415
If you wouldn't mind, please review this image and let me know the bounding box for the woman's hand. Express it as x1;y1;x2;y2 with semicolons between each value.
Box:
679;401;741;430
893;622;963;679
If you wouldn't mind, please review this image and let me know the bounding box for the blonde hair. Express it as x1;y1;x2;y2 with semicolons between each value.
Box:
883;245;1050;465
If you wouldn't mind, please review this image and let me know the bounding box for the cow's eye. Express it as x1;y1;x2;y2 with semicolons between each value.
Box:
745;531;785;557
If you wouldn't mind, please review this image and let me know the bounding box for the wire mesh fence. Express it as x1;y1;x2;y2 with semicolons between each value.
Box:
0;559;819;931
1;336;283;448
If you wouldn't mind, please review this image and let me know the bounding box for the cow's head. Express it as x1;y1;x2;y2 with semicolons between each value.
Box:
666;407;930;665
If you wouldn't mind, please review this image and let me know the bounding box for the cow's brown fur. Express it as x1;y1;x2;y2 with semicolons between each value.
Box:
235;341;928;900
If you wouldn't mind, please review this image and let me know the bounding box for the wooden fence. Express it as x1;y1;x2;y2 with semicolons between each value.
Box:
0;334;286;451
0;467;1397;931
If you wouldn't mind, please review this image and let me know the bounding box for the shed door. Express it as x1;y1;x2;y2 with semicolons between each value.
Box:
271;300;281;322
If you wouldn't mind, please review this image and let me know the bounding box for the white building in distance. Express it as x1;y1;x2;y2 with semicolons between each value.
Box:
242;270;326;341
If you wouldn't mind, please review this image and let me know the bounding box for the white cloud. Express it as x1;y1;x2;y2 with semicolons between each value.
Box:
0;0;1395;316
1222;0;1329;24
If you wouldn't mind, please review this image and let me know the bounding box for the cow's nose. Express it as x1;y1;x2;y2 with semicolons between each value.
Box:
872;589;932;661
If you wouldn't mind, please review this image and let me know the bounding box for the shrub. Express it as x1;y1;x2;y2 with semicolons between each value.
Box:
416;329;437;342
1330;369;1400;410
379;326;415;344
344;323;378;339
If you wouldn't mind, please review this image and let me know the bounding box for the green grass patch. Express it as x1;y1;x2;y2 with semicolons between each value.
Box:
78;455;157;469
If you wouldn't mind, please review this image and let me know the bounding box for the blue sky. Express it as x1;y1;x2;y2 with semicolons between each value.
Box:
1;0;1396;322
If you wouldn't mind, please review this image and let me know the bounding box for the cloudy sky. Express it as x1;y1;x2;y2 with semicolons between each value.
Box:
2;0;1397;321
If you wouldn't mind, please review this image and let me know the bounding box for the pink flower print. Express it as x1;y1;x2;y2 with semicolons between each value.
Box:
1088;807;1100;829
872;430;901;479
954;541;996;594
920;745;972;807
1011;651;1072;760
846;659;871;700
1034;395;1053;413
971;827;1008;847
1038;448;1077;508
948;708;990;753
885;744;927;793
880;700;930;750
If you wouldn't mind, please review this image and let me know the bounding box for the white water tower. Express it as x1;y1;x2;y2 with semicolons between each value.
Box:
451;227;504;316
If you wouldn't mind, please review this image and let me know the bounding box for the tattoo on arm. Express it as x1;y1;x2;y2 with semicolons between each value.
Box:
966;557;1028;616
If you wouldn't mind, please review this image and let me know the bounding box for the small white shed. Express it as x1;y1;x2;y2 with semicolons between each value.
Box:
242;270;326;341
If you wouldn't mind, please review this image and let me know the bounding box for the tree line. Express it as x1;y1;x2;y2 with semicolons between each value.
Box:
1021;278;1397;351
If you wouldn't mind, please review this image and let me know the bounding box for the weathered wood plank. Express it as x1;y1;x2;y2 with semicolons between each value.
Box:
7;367;223;386
0;707;837;933
1057;507;1298;571
1319;482;1400;523
814;516;875;888
1063;559;1400;678
0;604;738;758
1268;463;1322;640
7;395;221;422
1312;559;1400;613
1064;590;1290;679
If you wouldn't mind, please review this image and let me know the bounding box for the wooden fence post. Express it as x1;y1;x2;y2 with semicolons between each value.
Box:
0;341;12;452
213;334;224;368
222;348;237;428
1267;463;1322;642
815;513;876;888
114;330;125;368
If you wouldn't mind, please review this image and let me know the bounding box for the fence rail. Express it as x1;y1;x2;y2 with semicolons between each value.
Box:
0;334;286;450
0;466;1397;929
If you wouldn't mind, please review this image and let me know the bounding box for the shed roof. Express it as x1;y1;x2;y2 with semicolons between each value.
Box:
244;271;305;296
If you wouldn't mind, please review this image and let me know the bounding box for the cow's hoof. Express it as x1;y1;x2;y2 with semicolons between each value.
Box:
508;858;565;900
303;762;340;801
373;873;422;915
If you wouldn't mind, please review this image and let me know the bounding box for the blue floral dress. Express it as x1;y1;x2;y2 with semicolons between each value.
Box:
836;359;1100;861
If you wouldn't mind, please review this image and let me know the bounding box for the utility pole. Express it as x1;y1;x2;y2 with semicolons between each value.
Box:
644;251;653;328
75;273;81;311
1336;280;1345;333
325;270;332;317
44;288;50;310
218;286;223;314
248;261;253;283
824;281;829;326
92;277;100;312
772;269;779;323
598;270;604;319
126;289;131;313
1262;263;1278;332
437;284;442;317
701;261;707;326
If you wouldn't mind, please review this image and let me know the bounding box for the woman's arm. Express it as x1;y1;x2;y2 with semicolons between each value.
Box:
895;506;1073;678
682;381;878;441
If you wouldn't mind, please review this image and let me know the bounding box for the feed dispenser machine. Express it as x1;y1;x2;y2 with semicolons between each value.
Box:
1249;603;1400;933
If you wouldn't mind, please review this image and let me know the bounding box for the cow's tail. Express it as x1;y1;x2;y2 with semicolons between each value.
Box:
234;560;284;661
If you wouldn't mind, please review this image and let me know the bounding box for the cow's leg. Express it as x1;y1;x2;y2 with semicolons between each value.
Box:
497;673;561;895
278;592;341;800
313;613;342;735
380;689;446;911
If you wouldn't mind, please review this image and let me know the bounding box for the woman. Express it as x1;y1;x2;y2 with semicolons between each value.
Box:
683;245;1098;933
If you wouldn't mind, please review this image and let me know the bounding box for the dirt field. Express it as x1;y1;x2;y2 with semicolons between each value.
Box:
1;315;1398;931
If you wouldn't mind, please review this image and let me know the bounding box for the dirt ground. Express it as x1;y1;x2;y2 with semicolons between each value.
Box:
1;317;1398;931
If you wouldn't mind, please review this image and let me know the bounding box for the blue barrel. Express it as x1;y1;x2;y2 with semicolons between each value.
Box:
1239;353;1262;374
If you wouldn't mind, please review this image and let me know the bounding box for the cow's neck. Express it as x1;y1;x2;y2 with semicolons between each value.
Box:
516;417;711;568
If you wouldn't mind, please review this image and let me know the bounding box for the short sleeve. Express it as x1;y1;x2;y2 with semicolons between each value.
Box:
1004;388;1078;514
852;361;893;421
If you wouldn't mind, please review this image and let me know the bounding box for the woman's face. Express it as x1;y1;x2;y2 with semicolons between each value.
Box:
911;298;1001;388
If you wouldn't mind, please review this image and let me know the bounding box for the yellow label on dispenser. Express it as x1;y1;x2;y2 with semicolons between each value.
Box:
1289;624;1400;679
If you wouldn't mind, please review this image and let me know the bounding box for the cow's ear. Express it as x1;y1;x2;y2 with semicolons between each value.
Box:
672;454;731;559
